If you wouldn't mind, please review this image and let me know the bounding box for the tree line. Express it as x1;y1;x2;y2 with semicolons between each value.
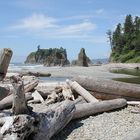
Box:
107;14;140;63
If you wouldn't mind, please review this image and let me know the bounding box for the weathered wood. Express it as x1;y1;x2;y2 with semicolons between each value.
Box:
0;93;32;110
10;76;29;115
62;85;75;101
73;98;127;119
66;79;98;103
0;100;75;140
127;101;140;105
45;91;60;105
31;100;75;140
0;48;13;81
74;76;140;100
20;71;51;77
0;85;10;101
74;96;87;104
24;79;39;93
89;91;140;101
28;90;44;104
0;115;35;140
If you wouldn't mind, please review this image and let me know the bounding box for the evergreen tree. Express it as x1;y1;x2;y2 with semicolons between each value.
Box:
108;14;140;63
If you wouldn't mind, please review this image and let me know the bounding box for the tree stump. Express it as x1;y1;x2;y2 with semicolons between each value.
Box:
0;48;13;81
10;76;29;115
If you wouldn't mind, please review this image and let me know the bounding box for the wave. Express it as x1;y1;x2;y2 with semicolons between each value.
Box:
8;63;44;72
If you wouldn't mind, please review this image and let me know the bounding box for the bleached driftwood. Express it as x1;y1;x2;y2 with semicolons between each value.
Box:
62;85;75;101
31;100;75;140
0;100;75;140
73;98;127;119
0;115;35;140
28;90;44;104
66;79;98;103
0;85;10;101
24;79;39;93
0;48;13;81
10;76;29;115
127;101;140;106
0;93;32;110
74;96;87;105
45;91;61;105
74;76;140;101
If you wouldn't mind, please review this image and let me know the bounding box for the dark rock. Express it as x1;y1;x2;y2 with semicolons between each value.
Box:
25;47;70;66
74;48;89;67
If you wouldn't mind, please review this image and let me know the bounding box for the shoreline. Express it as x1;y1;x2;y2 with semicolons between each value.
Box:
8;63;140;82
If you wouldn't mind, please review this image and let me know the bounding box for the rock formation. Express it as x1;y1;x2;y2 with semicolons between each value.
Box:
72;48;90;67
25;47;70;66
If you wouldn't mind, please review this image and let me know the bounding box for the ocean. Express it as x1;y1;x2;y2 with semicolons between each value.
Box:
8;63;71;82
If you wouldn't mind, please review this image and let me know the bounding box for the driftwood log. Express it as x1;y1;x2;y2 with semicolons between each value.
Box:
21;71;51;77
73;98;127;119
0;100;75;140
24;79;39;93
0;85;10;101
66;79;98;103
0;48;13;81
28;90;44;104
74;76;140;101
0;93;32;110
31;100;75;140
0;115;35;140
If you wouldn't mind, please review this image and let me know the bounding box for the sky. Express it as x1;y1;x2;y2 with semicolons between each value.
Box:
0;0;140;62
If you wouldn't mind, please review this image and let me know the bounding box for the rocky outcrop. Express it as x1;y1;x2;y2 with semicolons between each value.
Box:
25;47;70;66
71;48;90;67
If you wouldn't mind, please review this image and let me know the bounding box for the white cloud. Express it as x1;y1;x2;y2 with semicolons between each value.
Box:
59;22;96;35
11;14;57;30
95;9;104;14
9;14;97;39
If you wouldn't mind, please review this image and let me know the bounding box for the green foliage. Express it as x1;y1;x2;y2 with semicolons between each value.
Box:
25;47;69;66
107;15;140;63
126;56;140;63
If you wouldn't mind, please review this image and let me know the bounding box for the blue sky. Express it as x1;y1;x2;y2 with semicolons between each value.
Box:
0;0;140;62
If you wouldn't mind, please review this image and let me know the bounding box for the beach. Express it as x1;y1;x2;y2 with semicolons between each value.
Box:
8;63;140;80
6;63;140;140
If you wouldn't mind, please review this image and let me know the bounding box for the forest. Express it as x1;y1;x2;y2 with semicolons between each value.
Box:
107;14;140;63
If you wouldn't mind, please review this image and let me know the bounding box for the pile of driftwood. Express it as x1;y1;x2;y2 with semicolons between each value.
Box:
0;48;140;140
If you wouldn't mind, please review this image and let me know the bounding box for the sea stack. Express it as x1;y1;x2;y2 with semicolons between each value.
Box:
77;48;88;67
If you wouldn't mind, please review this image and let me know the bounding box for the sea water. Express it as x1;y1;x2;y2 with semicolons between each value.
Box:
8;63;71;82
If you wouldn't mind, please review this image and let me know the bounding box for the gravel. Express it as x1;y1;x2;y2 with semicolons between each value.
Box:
51;105;140;140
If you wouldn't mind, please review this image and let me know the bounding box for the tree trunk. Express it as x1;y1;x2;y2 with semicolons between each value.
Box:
0;48;13;81
10;76;29;115
66;79;98;103
74;76;140;100
73;98;127;119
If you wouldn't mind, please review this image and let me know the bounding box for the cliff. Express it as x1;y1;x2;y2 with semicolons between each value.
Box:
25;47;70;66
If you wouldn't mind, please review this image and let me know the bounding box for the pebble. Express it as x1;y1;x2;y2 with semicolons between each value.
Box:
51;105;140;140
